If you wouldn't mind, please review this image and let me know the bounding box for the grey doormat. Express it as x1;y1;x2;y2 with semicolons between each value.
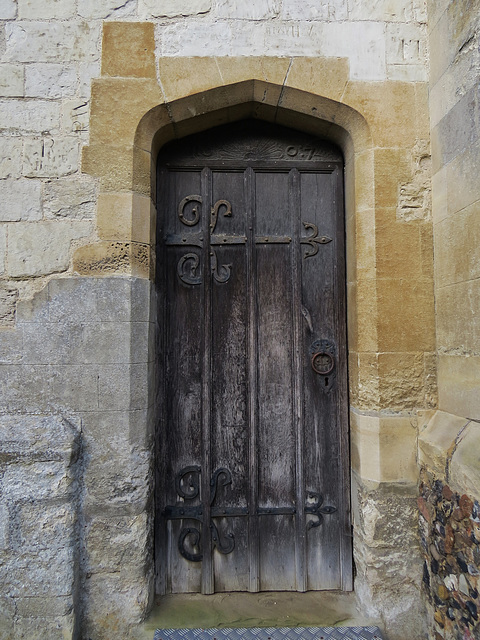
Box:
154;627;384;640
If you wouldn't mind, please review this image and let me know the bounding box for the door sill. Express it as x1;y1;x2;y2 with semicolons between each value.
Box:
140;591;381;638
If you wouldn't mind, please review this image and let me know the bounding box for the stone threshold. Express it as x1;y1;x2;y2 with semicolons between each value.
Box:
140;592;383;640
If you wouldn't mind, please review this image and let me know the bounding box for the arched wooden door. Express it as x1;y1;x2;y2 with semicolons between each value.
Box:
155;121;351;595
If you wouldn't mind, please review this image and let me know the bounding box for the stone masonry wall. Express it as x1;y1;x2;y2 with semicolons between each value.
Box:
0;0;437;638
0;0;429;320
0;415;81;640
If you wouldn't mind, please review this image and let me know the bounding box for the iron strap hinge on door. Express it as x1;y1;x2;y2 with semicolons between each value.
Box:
164;196;332;285
162;466;337;563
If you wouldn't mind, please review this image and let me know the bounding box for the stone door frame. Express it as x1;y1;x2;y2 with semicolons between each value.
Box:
78;21;434;635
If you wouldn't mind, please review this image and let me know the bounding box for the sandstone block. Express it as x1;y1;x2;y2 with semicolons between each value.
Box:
5;21;100;63
0;63;23;97
0;136;23;178
0;597;15;637
23;137;79;178
43;176;97;220
0;99;60;134
446;139;480;215
281;0;347;20
450;424;480;497
351;411;418;484
438;355;480;420
25;63;77;98
90;78;163;147
0;323;24;363
418;410;469;474
78;0;136;19
18;0;76;19
434;200;480;289
436;279;480;354
0;0;16;19
139;0;211;18
0;178;42;221
101;22;156;78
7;220;92;277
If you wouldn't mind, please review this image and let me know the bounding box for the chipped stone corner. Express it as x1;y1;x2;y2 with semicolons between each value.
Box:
397;139;432;222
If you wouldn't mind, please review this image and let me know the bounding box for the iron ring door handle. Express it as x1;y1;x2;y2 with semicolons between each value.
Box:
311;351;334;375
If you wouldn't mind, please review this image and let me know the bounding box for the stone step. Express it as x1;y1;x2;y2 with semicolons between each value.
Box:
154;627;385;640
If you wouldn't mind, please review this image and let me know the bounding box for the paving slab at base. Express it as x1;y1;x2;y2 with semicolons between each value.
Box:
154;628;384;640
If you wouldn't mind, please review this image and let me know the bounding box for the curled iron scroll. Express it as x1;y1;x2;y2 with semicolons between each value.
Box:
177;253;202;285
178;527;203;562
175;465;201;500
178;195;202;226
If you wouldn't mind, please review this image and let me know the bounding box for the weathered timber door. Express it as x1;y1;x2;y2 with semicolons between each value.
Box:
155;121;351;595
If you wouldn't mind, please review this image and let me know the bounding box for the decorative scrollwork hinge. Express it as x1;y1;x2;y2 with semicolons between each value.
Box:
301;222;332;258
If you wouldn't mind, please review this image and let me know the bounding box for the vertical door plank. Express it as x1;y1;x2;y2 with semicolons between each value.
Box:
210;170;250;591
254;170;296;590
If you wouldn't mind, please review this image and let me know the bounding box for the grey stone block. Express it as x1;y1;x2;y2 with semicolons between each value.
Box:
0;415;79;465
2;462;74;502
15;595;73;618
0;597;15;638
51;364;99;411
19;503;76;549
0;368;52;415
13;612;75;640
97;362;149;411
0;326;24;364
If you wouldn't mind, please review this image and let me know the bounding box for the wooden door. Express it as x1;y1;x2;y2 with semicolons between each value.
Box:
155;121;351;595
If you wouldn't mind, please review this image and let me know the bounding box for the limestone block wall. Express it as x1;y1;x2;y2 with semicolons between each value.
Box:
419;1;480;638
0;1;438;639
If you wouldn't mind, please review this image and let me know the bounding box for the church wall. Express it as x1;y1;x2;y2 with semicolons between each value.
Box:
0;2;438;639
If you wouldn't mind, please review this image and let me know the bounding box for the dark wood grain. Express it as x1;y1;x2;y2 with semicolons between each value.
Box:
156;120;351;594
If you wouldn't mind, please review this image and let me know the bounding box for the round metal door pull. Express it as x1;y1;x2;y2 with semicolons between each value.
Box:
311;352;334;375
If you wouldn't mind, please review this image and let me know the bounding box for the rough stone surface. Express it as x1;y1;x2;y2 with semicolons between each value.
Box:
7;220;92;277
0;136;23;178
25;63;77;99
0;415;81;637
0;178;42;221
139;0;211;18
23;137;79;178
43;176;97;220
0;0;17;19
0;63;23;97
353;476;426;640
